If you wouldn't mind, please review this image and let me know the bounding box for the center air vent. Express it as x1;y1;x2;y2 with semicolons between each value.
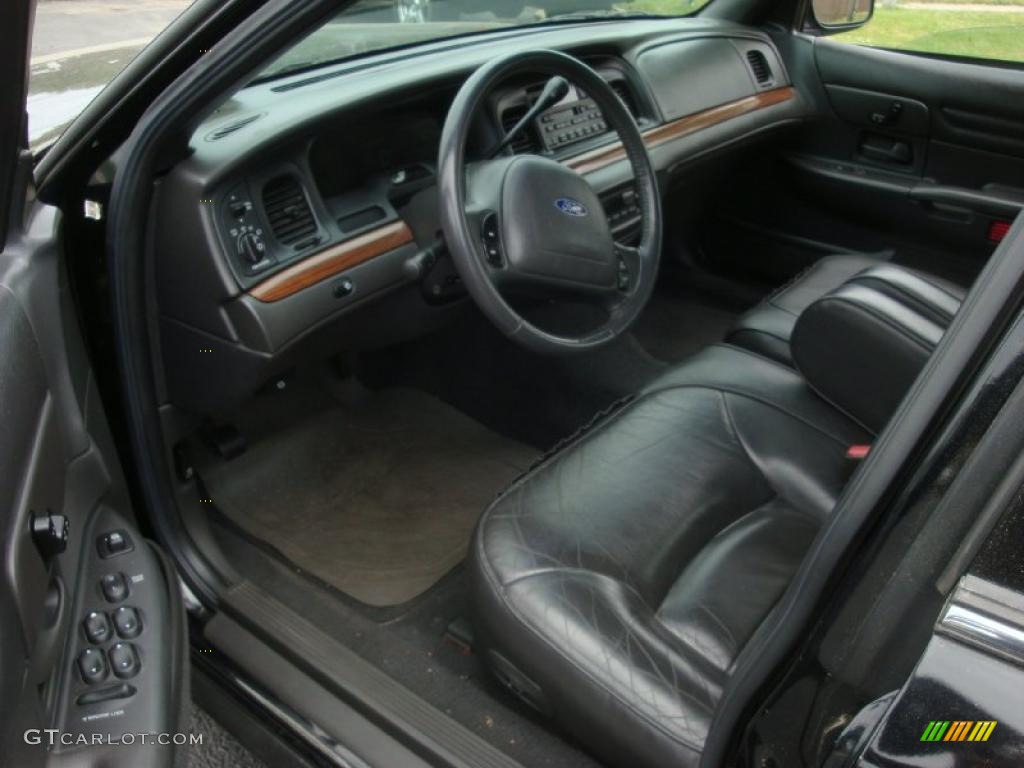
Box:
746;50;774;86
263;176;317;245
500;104;539;155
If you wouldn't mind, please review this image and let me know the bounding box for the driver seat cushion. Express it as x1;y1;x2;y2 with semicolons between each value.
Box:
469;345;869;768
726;254;966;366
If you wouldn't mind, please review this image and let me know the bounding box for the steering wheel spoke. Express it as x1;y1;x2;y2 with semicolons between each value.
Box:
438;49;662;354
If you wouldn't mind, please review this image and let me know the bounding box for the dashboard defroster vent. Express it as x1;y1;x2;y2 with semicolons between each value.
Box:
746;50;774;86
204;112;265;142
263;176;317;245
500;104;539;155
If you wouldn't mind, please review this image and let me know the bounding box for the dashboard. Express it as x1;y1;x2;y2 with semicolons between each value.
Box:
153;19;807;416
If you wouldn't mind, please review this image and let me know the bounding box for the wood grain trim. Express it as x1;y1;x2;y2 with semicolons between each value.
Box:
249;220;414;302
566;86;796;175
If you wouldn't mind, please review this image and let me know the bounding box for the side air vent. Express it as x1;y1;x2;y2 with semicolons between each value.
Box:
500;104;539;154
262;176;317;245
746;50;774;86
609;80;638;118
204;113;265;142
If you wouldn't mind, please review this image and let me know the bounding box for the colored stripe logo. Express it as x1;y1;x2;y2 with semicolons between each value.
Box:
920;721;997;742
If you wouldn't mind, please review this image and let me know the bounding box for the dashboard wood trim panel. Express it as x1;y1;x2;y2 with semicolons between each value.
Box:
566;86;796;175
249;220;414;302
247;87;794;304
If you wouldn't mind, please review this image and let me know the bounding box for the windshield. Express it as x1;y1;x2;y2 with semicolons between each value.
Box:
28;0;197;153
261;0;710;79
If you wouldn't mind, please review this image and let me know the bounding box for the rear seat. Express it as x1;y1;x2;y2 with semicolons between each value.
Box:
726;254;968;368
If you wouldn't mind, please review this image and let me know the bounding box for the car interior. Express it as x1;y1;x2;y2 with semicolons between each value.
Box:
12;0;1023;765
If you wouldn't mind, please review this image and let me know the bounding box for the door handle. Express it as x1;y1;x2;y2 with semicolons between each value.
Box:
860;135;912;165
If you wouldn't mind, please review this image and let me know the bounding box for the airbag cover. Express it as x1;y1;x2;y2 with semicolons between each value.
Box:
500;156;616;288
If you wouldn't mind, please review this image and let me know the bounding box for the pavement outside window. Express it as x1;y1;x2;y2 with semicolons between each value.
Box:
29;0;195;149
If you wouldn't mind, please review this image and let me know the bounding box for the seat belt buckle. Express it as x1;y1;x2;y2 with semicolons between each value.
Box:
846;444;871;460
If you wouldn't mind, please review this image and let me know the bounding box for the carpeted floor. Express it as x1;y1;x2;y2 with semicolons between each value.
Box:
632;290;739;363
188;706;268;768
209;517;604;768
199;386;536;607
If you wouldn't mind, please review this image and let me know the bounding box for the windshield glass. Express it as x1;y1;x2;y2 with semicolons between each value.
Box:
261;0;710;79
28;0;196;153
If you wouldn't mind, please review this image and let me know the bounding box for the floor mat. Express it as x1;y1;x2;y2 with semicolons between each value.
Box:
199;387;536;607
188;706;268;768
632;290;739;362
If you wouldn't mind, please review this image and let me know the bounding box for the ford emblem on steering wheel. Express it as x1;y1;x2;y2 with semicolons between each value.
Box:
554;197;588;217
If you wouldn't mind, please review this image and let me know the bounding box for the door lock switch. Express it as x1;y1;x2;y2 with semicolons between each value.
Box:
870;100;904;127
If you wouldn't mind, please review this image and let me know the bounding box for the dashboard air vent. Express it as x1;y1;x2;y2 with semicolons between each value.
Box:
500;104;538;154
263;176;317;245
609;80;638;118
746;50;773;86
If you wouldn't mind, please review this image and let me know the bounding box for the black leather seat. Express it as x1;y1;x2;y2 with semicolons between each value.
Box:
727;254;966;366
469;258;966;767
470;346;867;767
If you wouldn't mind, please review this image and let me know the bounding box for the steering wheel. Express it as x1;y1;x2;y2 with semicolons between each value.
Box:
438;49;662;355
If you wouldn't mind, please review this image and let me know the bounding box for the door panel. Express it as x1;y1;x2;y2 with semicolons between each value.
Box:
1;2;188;764
695;33;1024;289
814;40;1024;160
0;194;189;766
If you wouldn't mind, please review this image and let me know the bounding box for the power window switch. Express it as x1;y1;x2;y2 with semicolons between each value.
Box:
109;642;141;679
78;648;108;685
112;606;142;639
83;611;112;644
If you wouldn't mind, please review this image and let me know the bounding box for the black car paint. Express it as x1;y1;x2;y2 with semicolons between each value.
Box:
16;0;1024;765
857;473;1024;766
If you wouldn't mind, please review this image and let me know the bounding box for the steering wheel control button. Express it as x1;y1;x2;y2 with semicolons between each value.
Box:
113;606;142;639
109;643;141;679
78;648;109;685
97;529;134;558
481;213;503;267
83;611;112;644
617;259;630;291
100;573;129;604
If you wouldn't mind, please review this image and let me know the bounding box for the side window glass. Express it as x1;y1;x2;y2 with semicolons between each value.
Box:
28;0;195;152
824;1;1024;65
